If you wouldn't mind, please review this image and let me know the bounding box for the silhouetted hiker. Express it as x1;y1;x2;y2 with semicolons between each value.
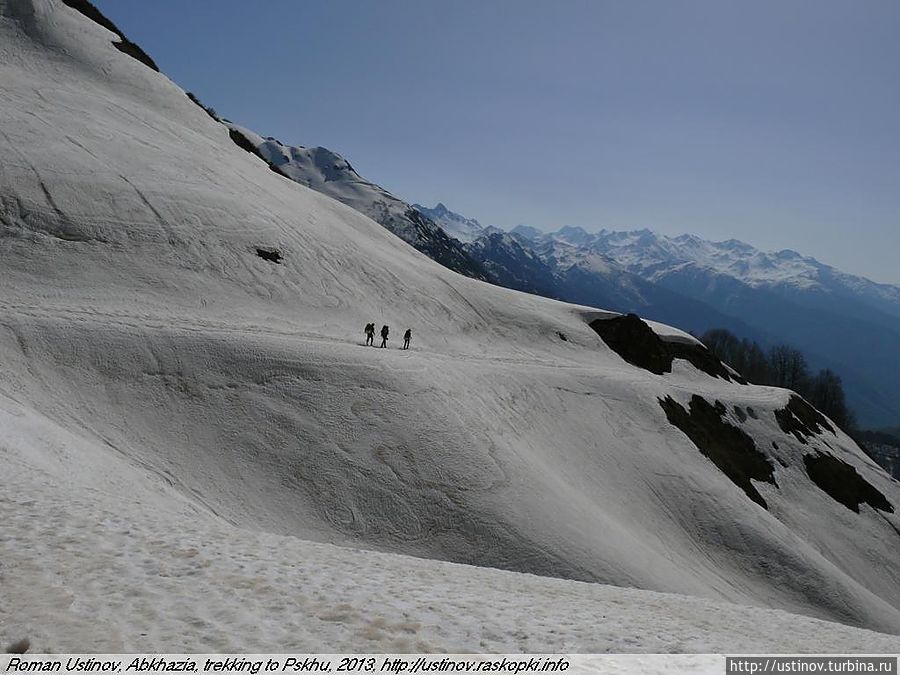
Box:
364;322;375;346
380;324;389;348
403;329;411;350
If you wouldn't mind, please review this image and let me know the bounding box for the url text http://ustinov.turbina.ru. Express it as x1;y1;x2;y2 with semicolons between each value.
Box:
726;656;897;674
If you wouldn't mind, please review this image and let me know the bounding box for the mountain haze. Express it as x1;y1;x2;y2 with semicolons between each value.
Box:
517;227;900;427
419;204;771;341
416;204;900;429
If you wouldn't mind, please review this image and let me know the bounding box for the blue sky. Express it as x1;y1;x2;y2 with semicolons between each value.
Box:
95;1;900;283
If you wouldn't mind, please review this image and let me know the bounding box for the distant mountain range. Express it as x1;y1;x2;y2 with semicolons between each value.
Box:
224;126;900;428
225;127;746;335
412;202;501;243
508;225;900;428
446;213;900;428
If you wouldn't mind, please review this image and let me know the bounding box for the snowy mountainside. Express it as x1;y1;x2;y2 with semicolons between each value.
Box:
515;226;900;310
535;227;900;327
587;229;900;306
413;202;500;243
4;422;900;653
462;231;559;298
225;123;490;281
510;226;900;427
414;204;769;343
1;0;900;649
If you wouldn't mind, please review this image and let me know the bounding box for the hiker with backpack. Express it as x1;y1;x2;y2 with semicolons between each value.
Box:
403;329;411;350
364;322;375;346
380;324;389;348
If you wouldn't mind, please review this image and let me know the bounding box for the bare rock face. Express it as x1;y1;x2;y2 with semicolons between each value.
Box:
775;395;835;443
803;453;893;514
659;394;776;509
60;0;158;71
590;313;744;382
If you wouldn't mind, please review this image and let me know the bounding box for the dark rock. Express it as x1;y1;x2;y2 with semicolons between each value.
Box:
5;638;30;654
111;40;159;71
591;314;674;375
803;453;893;513
775;395;835;443
229;128;261;156
255;248;282;264
589;313;745;382
60;0;159;71
659;394;776;509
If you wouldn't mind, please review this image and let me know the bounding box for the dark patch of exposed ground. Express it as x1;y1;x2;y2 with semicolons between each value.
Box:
659;394;776;509
803;453;893;514
60;0;159;71
775;395;835;444
255;248;282;264
590;313;746;383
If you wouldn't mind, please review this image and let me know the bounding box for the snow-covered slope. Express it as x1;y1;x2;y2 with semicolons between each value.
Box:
224;124;489;281
2;0;900;650
4;425;900;653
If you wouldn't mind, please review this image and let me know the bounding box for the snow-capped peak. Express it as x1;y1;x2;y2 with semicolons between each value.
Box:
527;227;900;302
413;202;487;243
509;224;543;241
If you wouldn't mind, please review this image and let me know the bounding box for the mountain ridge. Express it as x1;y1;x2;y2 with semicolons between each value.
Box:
225;123;492;283
415;206;900;427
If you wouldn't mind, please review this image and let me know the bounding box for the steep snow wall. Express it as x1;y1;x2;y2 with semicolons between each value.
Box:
1;0;900;636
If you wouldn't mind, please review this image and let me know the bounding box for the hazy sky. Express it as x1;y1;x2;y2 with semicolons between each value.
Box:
94;1;900;283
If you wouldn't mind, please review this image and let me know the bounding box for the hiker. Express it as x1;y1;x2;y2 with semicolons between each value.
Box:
380;324;389;348
364;322;375;346
403;328;411;350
